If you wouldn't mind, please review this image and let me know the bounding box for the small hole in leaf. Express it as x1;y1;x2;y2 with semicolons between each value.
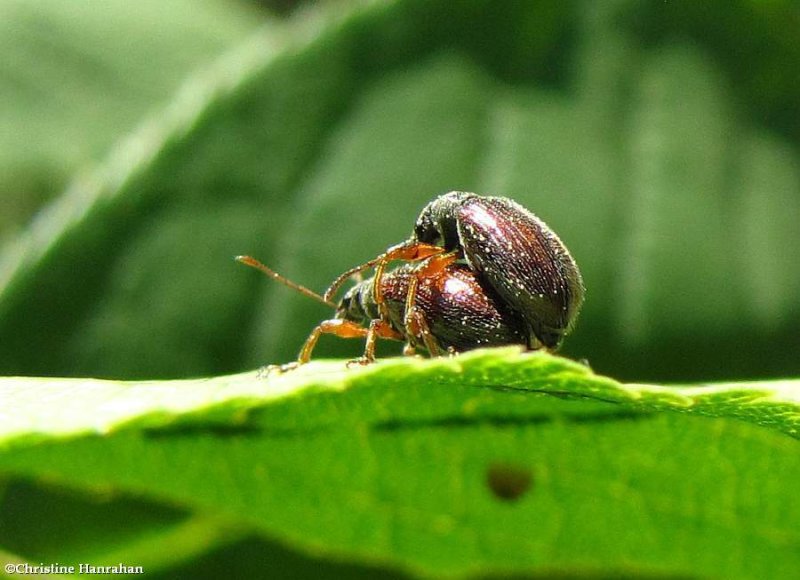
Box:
486;463;532;501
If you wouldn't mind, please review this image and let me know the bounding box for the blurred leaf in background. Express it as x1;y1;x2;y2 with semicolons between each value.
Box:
1;0;798;382
0;0;799;578
0;0;271;240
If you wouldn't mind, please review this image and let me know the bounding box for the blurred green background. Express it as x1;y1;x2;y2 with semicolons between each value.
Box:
2;0;799;386
1;0;799;384
0;0;799;576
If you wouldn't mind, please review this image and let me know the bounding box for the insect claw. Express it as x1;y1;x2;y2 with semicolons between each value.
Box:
259;361;300;378
346;357;373;368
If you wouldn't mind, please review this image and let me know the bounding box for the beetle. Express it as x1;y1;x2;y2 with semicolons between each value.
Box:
235;255;527;370
323;191;585;351
238;191;584;369
341;261;528;357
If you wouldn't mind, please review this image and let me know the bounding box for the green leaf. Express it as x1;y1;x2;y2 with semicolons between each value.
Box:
0;0;264;236
2;349;799;446
1;349;799;578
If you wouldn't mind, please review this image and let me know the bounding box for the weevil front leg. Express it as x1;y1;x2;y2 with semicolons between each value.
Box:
323;241;445;304
295;319;367;364
266;318;403;374
266;319;397;374
267;319;371;374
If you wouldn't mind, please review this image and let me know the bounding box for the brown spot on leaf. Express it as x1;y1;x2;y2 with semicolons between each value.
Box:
486;463;533;501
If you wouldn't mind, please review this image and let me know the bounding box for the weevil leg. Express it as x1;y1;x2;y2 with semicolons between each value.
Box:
401;252;459;319
265;319;371;375
263;361;300;376
347;319;404;367
411;251;459;280
400;251;458;358
280;317;402;371
323;241;444;303
405;307;440;357
527;334;544;351
296;319;370;364
371;243;451;318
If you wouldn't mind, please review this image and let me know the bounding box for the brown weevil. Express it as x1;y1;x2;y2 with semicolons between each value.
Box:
237;191;584;369
340;261;528;357
236;255;526;369
324;191;585;351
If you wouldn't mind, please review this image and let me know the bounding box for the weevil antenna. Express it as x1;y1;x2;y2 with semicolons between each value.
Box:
235;255;336;308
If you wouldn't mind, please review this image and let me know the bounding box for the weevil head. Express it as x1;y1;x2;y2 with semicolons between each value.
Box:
413;191;475;251
336;287;360;321
336;279;377;322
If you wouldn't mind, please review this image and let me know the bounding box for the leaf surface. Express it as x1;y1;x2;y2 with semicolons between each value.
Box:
1;349;799;578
